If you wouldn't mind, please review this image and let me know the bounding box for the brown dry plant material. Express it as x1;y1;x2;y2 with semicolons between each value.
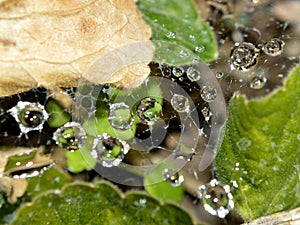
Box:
0;0;153;96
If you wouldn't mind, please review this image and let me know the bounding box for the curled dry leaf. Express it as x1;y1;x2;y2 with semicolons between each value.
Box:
0;0;153;96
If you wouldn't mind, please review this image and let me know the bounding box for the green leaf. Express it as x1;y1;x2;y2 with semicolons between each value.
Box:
11;182;194;225
144;163;184;203
45;100;71;128
137;0;218;64
215;65;300;221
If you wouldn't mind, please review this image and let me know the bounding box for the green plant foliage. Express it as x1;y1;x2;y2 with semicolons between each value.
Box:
144;163;184;203
137;0;218;64
0;167;72;225
11;182;194;225
215;65;300;221
45;100;71;128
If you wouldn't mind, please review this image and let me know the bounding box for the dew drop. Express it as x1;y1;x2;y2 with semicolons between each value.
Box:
53;122;86;151
230;42;260;72
8;101;48;134
179;50;190;58
172;66;184;77
171;94;190;112
163;168;184;187
249;75;267;89
189;34;196;41
137;98;162;125
198;179;234;218
215;72;224;79
108;103;134;130
201;107;211;122
194;45;205;53
200;86;217;102
186;67;201;81
91;133;129;167
262;38;285;57
166;31;176;39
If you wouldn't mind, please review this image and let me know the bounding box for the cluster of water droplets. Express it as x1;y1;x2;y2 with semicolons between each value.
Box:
198;179;234;218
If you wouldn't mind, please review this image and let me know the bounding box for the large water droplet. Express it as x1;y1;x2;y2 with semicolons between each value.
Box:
172;66;184;77
163;168;184;187
171;94;190;112
91;133;129;167
53;122;86;151
230;42;260;72
198;179;234;218
249;75;267;89
200;86;217;102
137;98;162;125
186;67;201;81
8;101;48;134
262;38;285;57
108;103;134;130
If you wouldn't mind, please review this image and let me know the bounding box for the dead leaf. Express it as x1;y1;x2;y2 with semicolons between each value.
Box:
0;0;154;96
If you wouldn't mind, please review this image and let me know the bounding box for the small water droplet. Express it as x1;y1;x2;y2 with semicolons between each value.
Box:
172;66;184;77
215;72;224;79
137;97;162;125
91;133;129;167
262;38;285;57
230;42;260;72
194;45;205;53
163;169;184;187
236;137;251;151
198;179;234;218
53;122;86;151
179;50;190;58
8;101;48;134
201;107;211;121
171;94;190;112
189;34;196;41
249;76;267;89
166;31;176;39
186;67;201;81
200;86;217;102
108;103;134;130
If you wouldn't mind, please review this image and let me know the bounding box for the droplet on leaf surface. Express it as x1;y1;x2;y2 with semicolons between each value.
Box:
230;42;260;72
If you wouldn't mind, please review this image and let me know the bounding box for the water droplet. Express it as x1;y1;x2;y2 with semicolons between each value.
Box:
53;122;86;151
201;107;211;122
194;45;205;53
108;103;134;130
179;50;190;58
137;98;162;125
166;31;176;39
172;66;184;77
230;42;260;72
8;101;48;134
91;133;129;167
189;34;196;41
163;169;184;187
186;67;201;81
262;38;285;57
171;94;190;112
198;179;234;218
215;72;224;79
249;75;267;89
200;86;217;102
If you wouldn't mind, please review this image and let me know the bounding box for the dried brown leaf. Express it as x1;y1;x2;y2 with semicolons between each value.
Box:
0;0;153;96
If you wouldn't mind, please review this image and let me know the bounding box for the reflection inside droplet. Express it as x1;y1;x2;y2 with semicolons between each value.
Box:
137;97;162;125
200;86;217;102
249;75;267;89
171;94;190;112
186;67;201;81
262;38;285;57
108;103;134;130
